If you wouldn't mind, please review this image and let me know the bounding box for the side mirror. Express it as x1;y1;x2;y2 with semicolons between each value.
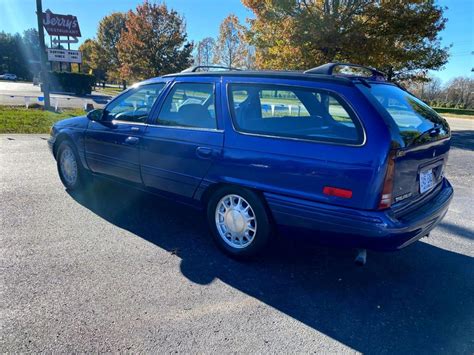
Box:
87;109;104;121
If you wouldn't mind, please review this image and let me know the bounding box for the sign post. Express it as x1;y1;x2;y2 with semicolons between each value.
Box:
35;0;50;109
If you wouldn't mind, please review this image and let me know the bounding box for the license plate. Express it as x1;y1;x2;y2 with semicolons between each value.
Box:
419;169;435;194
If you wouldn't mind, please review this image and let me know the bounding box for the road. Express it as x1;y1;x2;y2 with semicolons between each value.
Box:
1;118;473;353
0;81;111;109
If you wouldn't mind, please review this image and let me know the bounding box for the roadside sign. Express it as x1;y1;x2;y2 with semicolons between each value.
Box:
52;37;79;45
42;9;81;37
47;48;82;63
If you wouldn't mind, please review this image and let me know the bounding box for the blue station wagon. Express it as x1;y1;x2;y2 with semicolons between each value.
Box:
49;63;453;261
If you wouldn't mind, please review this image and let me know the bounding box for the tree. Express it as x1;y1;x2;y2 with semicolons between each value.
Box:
20;29;41;79
0;31;31;79
21;29;41;62
242;44;256;70
404;75;442;101
79;39;108;85
242;0;450;80
117;1;193;81
404;75;474;109
422;77;443;102
444;77;474;109
96;12;127;81
195;37;215;66
214;14;247;68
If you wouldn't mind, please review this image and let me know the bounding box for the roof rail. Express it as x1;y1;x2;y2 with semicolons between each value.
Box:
304;62;386;81
181;65;241;73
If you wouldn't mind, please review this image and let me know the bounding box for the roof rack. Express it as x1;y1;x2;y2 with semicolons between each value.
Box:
181;65;241;73
304;62;386;81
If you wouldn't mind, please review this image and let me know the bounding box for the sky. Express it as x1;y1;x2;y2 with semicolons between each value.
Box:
0;0;472;83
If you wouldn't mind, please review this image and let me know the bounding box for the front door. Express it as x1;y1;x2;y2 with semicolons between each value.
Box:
85;83;166;183
141;79;224;198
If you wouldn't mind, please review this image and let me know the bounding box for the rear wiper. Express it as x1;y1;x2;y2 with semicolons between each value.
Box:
411;124;443;144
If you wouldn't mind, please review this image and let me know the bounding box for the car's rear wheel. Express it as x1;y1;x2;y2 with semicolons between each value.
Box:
56;140;89;191
207;186;271;258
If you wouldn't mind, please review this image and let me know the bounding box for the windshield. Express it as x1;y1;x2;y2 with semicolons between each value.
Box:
368;84;450;146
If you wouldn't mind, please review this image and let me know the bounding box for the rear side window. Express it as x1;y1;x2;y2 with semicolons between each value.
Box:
367;84;450;146
156;82;217;129
228;83;363;145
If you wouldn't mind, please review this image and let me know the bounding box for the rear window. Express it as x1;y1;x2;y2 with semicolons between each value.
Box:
368;84;450;146
228;84;364;145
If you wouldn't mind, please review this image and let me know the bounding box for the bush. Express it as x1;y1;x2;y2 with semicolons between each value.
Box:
433;107;474;116
44;72;95;95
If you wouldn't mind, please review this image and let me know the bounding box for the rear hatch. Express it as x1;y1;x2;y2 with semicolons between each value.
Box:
367;83;451;207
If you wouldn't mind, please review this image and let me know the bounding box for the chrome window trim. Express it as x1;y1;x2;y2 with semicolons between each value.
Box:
111;119;223;133
112;120;148;126
225;81;367;147
147;124;224;133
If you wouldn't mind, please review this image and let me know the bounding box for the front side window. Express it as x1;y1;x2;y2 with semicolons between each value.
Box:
105;83;166;123
228;83;363;144
156;82;217;129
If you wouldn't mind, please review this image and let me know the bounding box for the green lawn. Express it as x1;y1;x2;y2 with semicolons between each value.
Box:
0;106;85;134
94;86;124;97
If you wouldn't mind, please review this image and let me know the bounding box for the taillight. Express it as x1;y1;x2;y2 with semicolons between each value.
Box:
323;186;353;199
378;152;396;210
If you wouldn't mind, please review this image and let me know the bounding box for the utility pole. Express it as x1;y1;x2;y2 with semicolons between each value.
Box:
36;0;51;109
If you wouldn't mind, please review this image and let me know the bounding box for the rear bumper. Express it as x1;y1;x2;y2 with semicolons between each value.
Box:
264;178;453;251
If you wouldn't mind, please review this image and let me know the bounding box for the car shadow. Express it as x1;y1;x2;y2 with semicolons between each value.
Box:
450;130;474;151
438;221;474;241
69;181;474;354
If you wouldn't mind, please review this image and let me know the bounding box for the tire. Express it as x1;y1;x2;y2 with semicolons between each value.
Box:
56;140;89;191
207;186;272;259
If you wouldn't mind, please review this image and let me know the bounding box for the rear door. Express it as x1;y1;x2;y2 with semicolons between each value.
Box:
140;77;224;198
84;82;166;183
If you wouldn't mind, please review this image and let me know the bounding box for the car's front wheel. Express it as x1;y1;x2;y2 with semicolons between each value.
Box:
56;140;89;191
207;186;271;258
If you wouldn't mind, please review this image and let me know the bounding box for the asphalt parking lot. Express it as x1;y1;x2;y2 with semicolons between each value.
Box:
1;118;473;353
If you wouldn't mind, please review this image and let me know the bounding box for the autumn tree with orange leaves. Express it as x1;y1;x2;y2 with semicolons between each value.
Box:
117;1;193;81
242;0;449;81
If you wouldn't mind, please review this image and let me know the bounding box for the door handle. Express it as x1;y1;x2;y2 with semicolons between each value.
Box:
130;127;140;132
196;146;213;159
124;136;140;145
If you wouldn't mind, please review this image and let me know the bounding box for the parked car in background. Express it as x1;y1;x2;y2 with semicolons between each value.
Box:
0;73;17;81
48;63;453;260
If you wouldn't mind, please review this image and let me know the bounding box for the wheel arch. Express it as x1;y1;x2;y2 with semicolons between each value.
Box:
53;133;71;158
53;132;88;171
